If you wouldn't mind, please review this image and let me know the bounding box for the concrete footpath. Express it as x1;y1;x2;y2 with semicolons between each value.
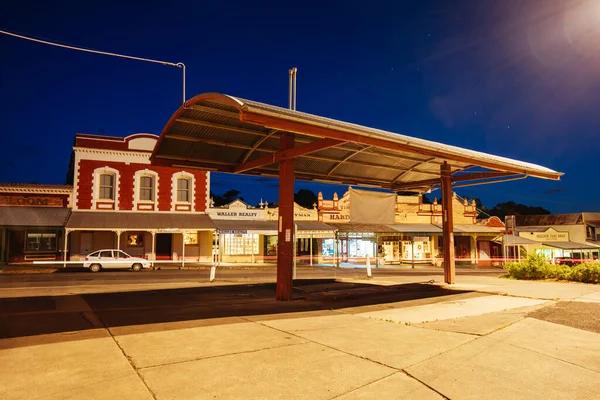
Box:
1;273;600;399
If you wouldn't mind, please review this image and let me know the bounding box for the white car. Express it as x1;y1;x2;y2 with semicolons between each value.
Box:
83;249;151;272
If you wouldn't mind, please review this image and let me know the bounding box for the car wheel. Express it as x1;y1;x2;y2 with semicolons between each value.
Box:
132;263;142;272
90;264;101;273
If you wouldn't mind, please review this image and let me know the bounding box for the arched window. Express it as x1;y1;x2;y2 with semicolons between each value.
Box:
177;178;190;202
99;173;115;200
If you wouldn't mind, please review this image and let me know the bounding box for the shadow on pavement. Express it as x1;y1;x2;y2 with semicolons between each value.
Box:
1;279;474;346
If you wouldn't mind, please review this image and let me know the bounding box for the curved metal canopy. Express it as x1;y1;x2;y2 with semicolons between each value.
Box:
151;93;562;192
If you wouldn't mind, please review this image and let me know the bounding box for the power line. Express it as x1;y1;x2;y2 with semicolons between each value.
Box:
0;28;186;103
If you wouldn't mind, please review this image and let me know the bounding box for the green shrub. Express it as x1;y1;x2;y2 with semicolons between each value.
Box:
504;253;550;280
504;254;600;284
569;263;600;284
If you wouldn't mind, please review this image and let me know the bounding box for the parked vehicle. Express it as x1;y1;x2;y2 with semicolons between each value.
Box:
83;249;150;272
553;257;582;267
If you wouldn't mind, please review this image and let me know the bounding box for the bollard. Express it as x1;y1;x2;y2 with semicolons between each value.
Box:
209;266;216;282
366;254;372;278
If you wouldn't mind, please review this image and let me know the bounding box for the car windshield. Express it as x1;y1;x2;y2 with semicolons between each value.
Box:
89;251;99;257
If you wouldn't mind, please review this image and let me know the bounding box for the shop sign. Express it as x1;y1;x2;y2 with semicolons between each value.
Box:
521;228;569;242
327;214;349;221
413;236;430;242
0;195;64;207
220;230;248;234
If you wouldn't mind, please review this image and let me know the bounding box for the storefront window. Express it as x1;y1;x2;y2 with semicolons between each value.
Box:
26;232;57;252
223;234;259;255
322;239;335;256
184;231;198;245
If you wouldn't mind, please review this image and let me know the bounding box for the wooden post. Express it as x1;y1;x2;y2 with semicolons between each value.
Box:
182;232;186;268
1;228;7;271
309;234;313;267
441;162;456;284
63;229;69;268
151;231;156;268
276;132;295;301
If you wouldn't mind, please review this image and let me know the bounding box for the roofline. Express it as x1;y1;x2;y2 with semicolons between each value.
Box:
152;93;563;181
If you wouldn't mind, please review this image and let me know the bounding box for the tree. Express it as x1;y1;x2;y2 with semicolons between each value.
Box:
488;201;551;220
294;189;318;209
211;189;244;207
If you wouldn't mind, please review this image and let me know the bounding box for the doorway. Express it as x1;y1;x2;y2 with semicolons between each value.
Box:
156;233;172;259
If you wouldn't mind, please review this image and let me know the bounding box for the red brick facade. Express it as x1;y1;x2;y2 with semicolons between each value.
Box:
73;134;208;212
76;160;207;212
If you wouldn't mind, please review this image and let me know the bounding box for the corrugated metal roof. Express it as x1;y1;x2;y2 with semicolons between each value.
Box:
452;224;504;234
387;224;443;233
295;221;336;231
493;235;540;245
329;223;394;233
67;212;215;230
516;214;582;226
151;93;562;192
542;241;600;250
0;207;71;226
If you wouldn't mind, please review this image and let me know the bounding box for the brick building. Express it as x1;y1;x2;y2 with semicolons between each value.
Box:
65;133;215;262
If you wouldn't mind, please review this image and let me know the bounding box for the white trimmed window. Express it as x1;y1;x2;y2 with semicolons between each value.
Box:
99;174;115;200
133;169;159;210
177;178;190;202
140;176;154;201
171;171;195;211
92;166;120;210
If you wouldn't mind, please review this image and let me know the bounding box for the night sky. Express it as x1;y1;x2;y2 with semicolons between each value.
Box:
1;0;599;213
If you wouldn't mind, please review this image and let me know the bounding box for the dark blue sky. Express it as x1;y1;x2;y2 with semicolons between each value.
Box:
1;0;599;213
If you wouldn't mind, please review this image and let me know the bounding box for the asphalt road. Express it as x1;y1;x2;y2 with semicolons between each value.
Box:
0;266;504;289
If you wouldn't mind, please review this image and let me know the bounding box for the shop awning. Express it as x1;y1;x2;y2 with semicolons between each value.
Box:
0;206;71;227
213;220;277;235
542;241;600;250
452;224;504;234
295;221;336;238
329;223;394;233
493;235;540;245
212;220;337;236
387;224;442;234
66;212;215;231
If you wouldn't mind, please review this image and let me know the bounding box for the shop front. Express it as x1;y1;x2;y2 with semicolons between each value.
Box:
0;206;71;264
0;184;72;266
66;211;215;263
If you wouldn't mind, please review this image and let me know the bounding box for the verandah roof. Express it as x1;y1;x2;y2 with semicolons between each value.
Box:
151;93;562;193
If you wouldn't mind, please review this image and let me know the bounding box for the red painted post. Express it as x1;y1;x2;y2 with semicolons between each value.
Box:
276;132;295;300
441;161;456;284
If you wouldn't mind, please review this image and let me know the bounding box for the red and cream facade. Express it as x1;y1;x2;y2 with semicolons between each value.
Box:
67;133;214;262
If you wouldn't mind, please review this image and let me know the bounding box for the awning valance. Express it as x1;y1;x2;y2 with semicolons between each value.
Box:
0;206;71;227
66;212;215;231
213;220;277;235
542;241;600;250
493;235;540;245
388;224;442;234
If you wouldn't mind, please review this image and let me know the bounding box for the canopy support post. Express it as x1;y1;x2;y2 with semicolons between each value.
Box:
441;161;456;284
277;132;295;301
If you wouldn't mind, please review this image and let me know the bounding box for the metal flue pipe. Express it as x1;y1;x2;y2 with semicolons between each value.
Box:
288;67;297;110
